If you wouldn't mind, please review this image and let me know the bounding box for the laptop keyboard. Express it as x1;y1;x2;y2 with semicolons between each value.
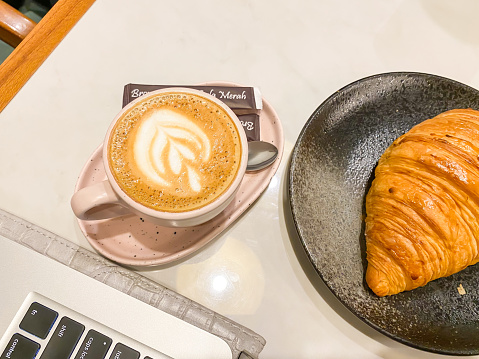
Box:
0;292;171;359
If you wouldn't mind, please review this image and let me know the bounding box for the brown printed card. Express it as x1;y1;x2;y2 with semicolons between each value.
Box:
122;84;262;141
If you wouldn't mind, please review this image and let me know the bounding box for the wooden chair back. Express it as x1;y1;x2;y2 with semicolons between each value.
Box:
0;1;36;47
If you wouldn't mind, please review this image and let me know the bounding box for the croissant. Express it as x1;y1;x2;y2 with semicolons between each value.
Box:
365;108;479;296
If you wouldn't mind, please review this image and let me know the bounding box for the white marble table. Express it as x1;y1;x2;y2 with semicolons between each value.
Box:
1;0;479;357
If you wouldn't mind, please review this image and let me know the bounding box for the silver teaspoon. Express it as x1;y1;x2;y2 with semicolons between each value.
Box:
246;141;279;172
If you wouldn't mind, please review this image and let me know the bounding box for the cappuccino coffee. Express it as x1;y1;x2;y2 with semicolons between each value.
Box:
107;91;243;213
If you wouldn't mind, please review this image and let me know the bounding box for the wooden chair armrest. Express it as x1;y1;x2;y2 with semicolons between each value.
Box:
0;0;36;47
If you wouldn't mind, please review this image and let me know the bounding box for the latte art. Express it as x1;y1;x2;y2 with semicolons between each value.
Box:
108;91;243;213
133;109;211;192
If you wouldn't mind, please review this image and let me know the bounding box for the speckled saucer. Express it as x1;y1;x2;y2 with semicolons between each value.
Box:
74;94;283;267
289;72;479;355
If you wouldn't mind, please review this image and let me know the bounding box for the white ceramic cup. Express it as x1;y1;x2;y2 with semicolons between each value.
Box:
71;88;248;227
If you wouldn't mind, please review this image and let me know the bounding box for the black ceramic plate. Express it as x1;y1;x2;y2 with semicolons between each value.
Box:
289;72;479;355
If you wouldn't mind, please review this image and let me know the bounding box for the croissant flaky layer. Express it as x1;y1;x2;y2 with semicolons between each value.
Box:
365;109;479;296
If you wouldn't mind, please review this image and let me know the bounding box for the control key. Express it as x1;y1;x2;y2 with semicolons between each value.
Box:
0;333;40;359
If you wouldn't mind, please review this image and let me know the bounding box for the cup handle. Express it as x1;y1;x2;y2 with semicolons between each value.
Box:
71;180;131;220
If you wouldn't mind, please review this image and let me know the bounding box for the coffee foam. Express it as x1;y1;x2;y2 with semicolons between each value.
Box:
108;92;242;213
133;108;211;191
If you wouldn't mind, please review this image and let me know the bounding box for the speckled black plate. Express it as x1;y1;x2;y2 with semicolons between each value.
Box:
289;72;479;355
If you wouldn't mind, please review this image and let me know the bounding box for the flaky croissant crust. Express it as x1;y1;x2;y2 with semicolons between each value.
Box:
365;109;479;296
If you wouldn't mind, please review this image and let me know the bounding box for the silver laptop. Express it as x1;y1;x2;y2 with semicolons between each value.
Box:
0;233;232;359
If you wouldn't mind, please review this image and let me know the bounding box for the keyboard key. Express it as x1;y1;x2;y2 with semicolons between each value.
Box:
0;333;40;359
74;329;112;359
40;317;84;359
108;343;140;359
19;302;58;339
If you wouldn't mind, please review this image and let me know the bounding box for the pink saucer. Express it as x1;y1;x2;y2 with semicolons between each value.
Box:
74;90;283;266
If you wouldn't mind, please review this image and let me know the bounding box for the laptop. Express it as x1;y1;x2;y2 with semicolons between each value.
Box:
0;225;234;358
